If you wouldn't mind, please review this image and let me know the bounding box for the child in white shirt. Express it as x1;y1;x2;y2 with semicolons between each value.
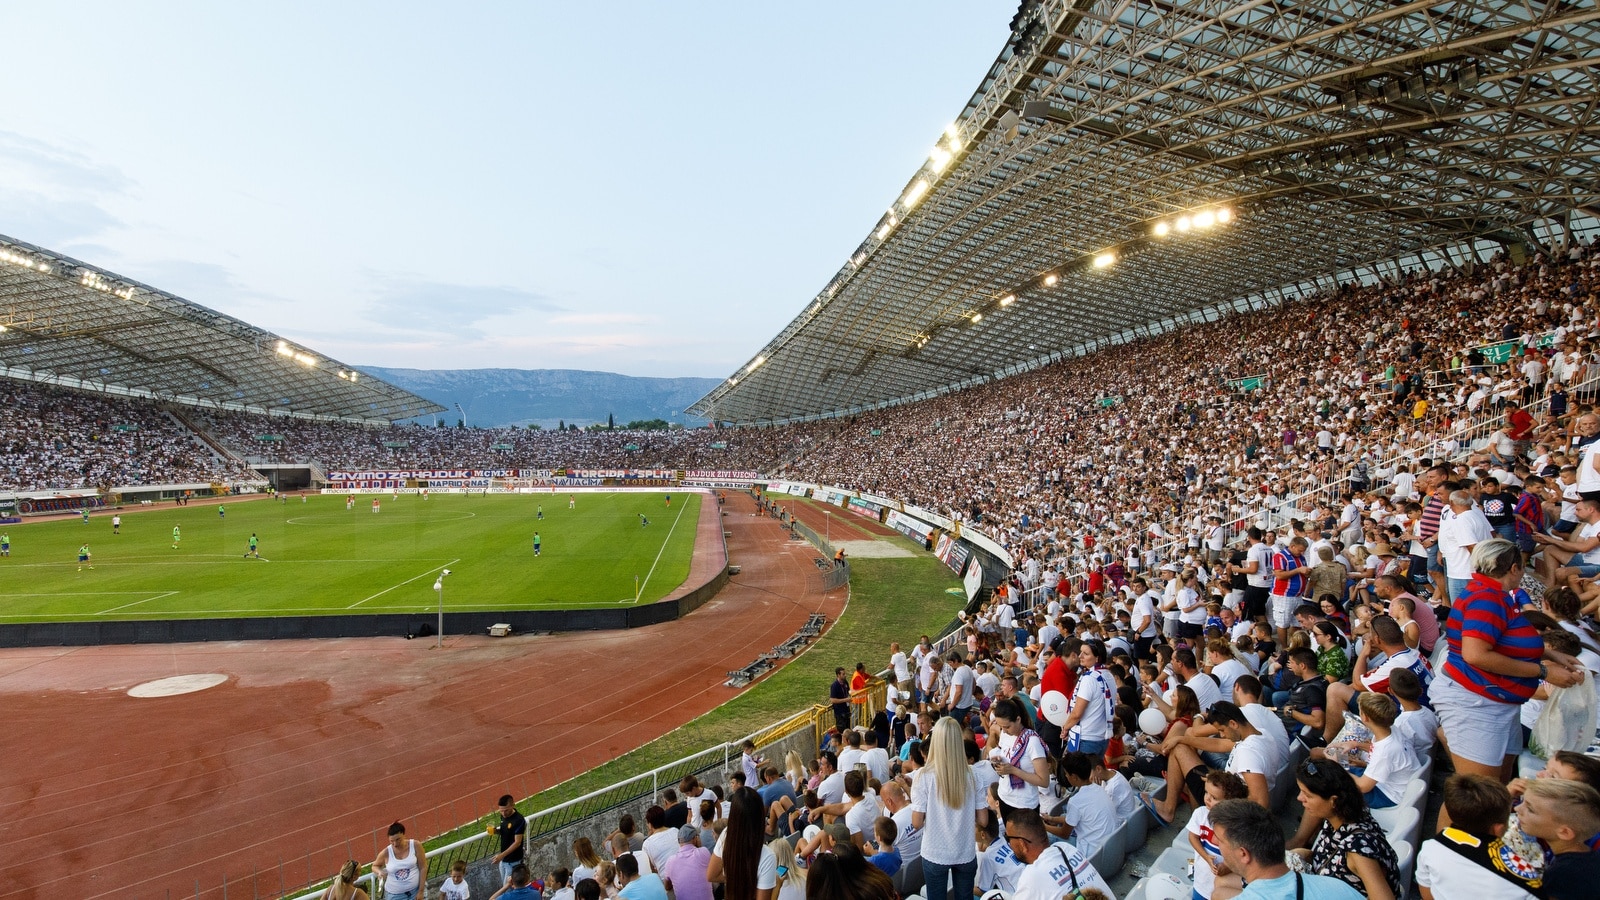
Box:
1187;770;1249;900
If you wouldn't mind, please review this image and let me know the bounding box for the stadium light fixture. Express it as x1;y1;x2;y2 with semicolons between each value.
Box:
999;294;1016;307
1216;207;1232;223
745;355;766;374
1152;221;1170;237
275;342;293;357
903;179;931;209
1042;273;1059;287
1093;252;1116;269
970;312;982;323
1194;210;1216;229
1175;216;1192;232
944;123;962;150
929;146;953;172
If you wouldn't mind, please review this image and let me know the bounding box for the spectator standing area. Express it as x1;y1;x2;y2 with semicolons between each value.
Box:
0;491;849;899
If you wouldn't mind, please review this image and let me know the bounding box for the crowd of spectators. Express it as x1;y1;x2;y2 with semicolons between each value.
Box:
0;381;253;491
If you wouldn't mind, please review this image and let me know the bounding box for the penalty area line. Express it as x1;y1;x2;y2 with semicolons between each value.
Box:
346;558;460;609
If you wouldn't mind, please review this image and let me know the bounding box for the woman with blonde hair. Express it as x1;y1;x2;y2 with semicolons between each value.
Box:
784;750;807;788
769;835;806;900
911;716;987;900
321;861;369;900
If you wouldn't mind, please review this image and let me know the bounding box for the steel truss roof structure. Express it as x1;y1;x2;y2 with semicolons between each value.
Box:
0;236;445;423
691;0;1600;424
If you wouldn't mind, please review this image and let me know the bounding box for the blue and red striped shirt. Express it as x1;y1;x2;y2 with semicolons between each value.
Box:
1270;547;1306;597
1443;573;1544;702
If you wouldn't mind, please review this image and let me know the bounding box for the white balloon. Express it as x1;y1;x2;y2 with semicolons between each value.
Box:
1139;708;1169;737
1041;690;1071;727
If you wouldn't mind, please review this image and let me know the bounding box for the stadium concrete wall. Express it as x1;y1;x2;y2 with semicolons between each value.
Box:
0;567;730;648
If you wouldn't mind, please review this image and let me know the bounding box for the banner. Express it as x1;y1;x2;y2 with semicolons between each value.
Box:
1476;331;1555;364
1097;396;1120;408
963;556;984;600
1227;375;1265;391
846;497;883;520
886;510;935;548
938;535;971;574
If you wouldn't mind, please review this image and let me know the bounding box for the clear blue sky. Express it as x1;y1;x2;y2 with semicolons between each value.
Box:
0;1;1015;378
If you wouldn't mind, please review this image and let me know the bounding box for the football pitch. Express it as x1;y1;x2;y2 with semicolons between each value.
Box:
0;492;702;621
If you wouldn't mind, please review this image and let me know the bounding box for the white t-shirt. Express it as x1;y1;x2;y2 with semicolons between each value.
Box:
816;771;845;805
1416;836;1540;900
1577;520;1600;565
1362;734;1419;804
890;804;922;864
642;830;678;874
1012;842;1114;900
971;759;1000;802
1169;672;1222;713
1178;587;1208;625
1242;703;1292;761
1227;732;1277;793
862;747;892;783
843;791;881;838
712;833;776;890
1132;593;1160;637
1060;782;1118;856
950;664;977;710
1393;707;1439;760
1246;542;1275;588
838;747;865;774
1101;770;1140;820
976;838;1027;894
891;651;910;682
910;767;980;866
1439;508;1493;579
1210;658;1249;700
440;877;471;900
992;730;1048;809
1187;805;1224;900
1070;668;1115;742
1579;441;1600;495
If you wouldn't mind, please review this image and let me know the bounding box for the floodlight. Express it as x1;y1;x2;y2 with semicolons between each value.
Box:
903;180;931;208
1153;221;1170;237
1194;210;1215;228
970;313;982;323
929;146;952;171
999;294;1016;306
1093;252;1116;269
1216;207;1233;223
1175;216;1192;232
1042;273;1059;287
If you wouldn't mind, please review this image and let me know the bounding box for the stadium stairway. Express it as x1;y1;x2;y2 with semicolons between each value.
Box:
166;406;259;474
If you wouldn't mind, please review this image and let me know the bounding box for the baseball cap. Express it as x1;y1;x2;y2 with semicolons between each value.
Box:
824;822;851;844
678;824;698;843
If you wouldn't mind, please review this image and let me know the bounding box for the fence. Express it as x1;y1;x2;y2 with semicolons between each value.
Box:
283;679;891;900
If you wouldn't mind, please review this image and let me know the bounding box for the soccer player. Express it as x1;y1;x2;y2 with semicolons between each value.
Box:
569;494;576;509
537;505;544;520
172;525;181;550
665;495;671;508
81;507;90;524
246;533;259;559
347;495;355;511
112;514;121;534
78;544;93;571
218;505;225;518
0;531;9;556
372;498;381;514
640;513;650;527
533;532;542;557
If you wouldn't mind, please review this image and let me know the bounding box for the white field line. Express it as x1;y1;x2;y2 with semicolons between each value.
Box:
345;558;460;609
94;591;179;615
629;499;690;603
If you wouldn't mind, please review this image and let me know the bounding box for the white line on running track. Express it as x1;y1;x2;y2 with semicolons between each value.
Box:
95;591;179;615
628;499;689;603
346;558;460;609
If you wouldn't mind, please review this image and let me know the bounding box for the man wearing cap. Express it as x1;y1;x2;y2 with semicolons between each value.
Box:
660;824;711;900
1143;701;1274;826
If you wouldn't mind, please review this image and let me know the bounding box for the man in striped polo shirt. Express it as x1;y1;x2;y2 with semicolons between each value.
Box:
1414;465;1451;600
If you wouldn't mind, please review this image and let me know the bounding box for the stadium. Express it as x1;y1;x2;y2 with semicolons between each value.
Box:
4;3;1600;900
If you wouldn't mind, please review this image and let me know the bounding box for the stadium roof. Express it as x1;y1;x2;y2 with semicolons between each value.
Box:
0;235;446;423
691;0;1600;425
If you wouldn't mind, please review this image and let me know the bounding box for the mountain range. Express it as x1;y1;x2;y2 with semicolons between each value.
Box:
358;367;722;429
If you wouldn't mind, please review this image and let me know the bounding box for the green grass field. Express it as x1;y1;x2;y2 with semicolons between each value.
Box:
0;492;701;621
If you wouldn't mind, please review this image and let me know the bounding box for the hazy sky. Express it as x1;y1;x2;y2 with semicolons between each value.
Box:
0;2;1015;378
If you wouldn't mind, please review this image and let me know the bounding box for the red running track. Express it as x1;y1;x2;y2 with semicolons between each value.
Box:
0;491;845;900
